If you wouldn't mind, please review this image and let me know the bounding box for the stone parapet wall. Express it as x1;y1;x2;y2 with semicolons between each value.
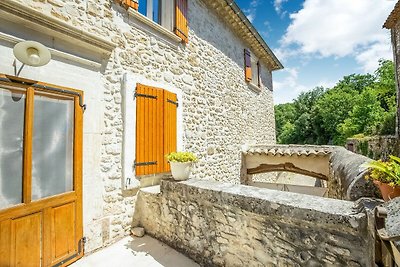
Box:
134;179;376;266
328;147;380;200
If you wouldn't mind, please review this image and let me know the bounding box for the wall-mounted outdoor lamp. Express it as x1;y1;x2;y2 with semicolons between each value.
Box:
13;40;51;76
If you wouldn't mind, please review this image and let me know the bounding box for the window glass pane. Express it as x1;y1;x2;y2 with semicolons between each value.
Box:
161;0;174;31
153;0;160;24
138;0;147;17
251;56;259;84
32;94;74;200
0;87;25;209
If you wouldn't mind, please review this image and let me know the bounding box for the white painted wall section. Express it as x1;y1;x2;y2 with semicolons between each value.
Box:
122;73;184;189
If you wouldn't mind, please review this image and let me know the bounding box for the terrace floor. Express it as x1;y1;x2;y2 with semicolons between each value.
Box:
70;235;199;267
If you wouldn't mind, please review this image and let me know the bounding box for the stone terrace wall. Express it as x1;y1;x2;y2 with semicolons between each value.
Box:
134;180;376;267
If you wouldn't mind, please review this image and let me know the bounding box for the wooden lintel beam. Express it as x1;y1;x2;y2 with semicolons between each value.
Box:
247;163;328;181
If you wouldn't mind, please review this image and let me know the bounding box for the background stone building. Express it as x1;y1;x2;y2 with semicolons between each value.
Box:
0;0;282;264
385;0;400;138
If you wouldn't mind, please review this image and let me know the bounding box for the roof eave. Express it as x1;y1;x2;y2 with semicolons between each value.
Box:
225;0;283;71
384;1;400;29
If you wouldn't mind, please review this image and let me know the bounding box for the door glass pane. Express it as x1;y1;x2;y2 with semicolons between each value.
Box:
0;87;25;209
32;94;74;200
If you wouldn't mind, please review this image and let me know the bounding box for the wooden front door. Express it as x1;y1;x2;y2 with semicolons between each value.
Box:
0;75;84;267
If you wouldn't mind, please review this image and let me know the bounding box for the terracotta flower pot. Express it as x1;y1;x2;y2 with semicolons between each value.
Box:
373;180;400;201
169;162;193;181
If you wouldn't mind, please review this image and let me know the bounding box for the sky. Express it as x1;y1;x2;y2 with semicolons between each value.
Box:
235;0;397;104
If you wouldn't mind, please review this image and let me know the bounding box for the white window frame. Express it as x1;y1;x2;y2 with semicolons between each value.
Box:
139;0;175;32
121;73;184;189
250;54;259;87
128;0;180;43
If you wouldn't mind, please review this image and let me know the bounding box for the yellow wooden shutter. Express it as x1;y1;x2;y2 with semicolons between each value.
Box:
131;0;138;10
163;90;178;172
244;49;252;82
175;0;189;43
135;84;164;176
117;0;138;10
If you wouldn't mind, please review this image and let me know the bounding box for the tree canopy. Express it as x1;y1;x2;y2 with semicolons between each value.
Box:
275;60;396;145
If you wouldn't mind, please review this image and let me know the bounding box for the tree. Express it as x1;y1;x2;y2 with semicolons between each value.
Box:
373;59;396;112
333;73;375;93
275;59;396;145
275;87;325;144
275;103;296;139
338;88;385;139
277;122;295;144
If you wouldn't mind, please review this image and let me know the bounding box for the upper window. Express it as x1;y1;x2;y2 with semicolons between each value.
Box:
244;49;261;88
118;0;189;43
138;0;175;32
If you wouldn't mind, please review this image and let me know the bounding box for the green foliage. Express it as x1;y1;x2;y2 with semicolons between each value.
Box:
277;121;295;144
314;88;359;144
165;152;197;163
274;103;296;139
358;141;369;156
275;87;326;144
275;60;396;145
364;155;400;187
338;88;385;138
333;73;375;93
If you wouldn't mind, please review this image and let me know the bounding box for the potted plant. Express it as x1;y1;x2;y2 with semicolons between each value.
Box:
364;155;400;201
166;152;197;181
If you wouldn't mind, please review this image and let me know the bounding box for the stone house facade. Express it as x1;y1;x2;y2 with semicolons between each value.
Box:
0;0;282;264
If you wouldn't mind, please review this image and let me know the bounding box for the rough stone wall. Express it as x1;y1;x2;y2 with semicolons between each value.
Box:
6;0;276;253
346;136;400;160
134;180;375;267
385;198;400;254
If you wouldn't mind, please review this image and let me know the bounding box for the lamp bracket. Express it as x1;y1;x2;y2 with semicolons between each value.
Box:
13;59;25;77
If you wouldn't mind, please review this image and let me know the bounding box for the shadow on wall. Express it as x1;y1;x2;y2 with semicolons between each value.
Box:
124;236;199;267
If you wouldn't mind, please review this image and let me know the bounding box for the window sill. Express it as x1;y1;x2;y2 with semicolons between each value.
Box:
248;82;261;93
127;8;182;43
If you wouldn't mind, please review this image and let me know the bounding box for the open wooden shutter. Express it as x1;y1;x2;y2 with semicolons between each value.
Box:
175;0;189;43
131;0;138;10
135;84;164;176
244;49;252;82
163;91;178;172
117;0;138;10
257;61;261;87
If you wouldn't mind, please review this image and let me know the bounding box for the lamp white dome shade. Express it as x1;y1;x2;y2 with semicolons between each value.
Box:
13;41;51;67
